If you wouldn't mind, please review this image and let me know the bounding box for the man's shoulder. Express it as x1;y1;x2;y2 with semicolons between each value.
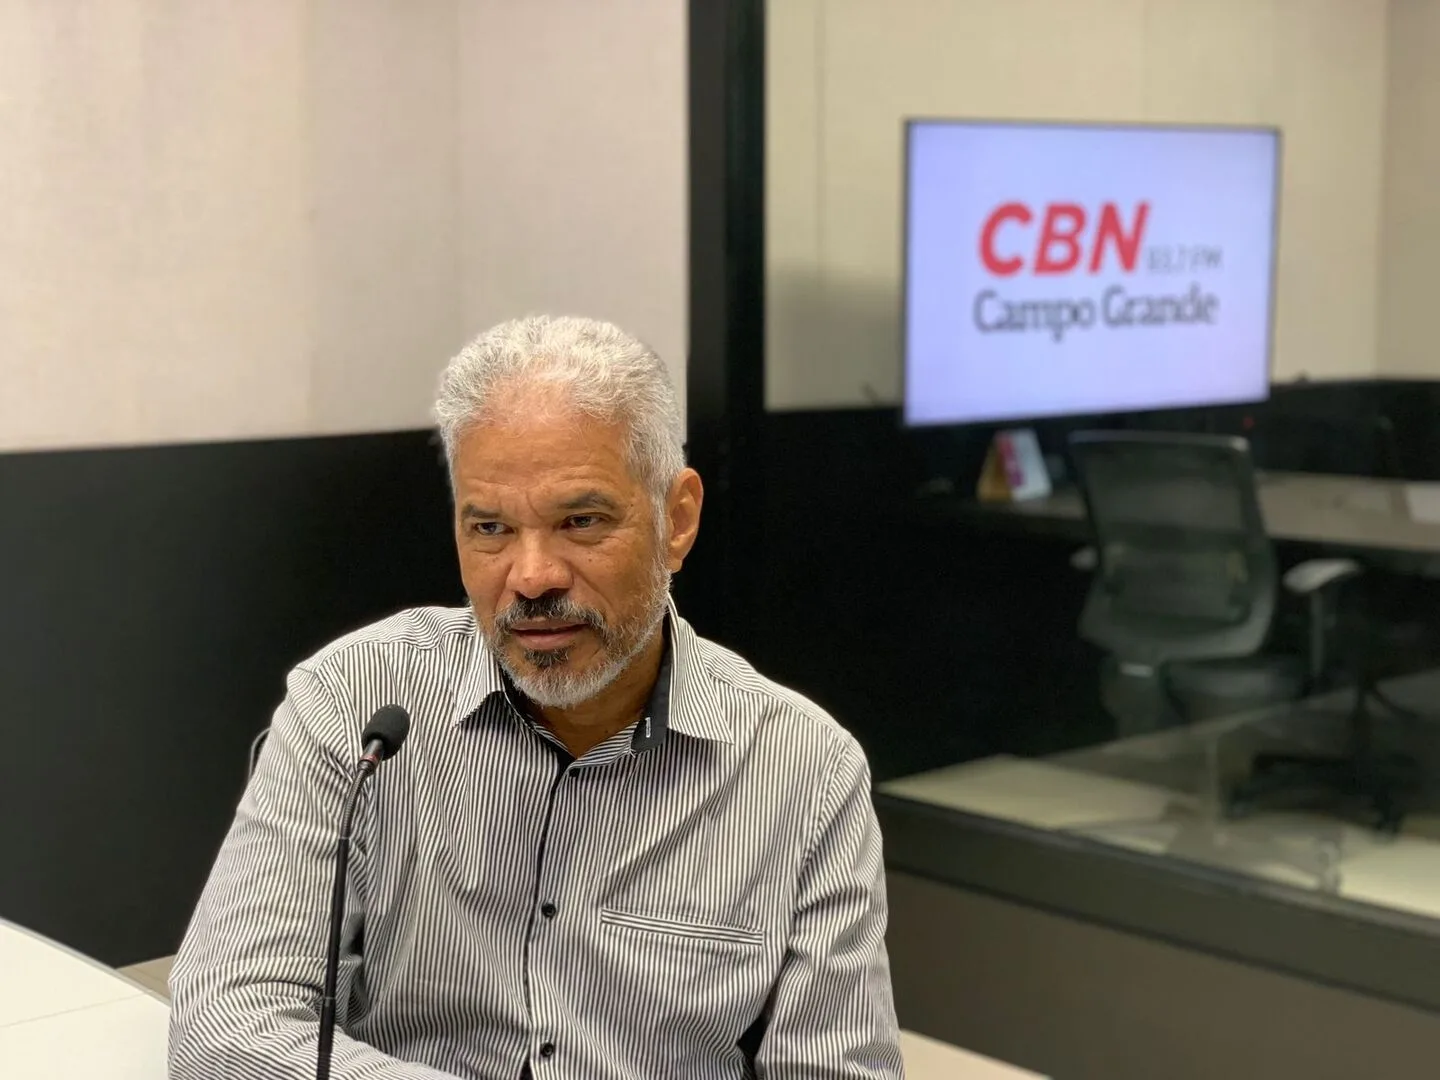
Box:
683;621;864;764
298;605;476;676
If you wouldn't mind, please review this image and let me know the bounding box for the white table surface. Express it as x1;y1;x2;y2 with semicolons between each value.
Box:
900;1030;1047;1077
1;916;1043;1079
0;994;168;1080
0;919;147;1027
0;918;167;1079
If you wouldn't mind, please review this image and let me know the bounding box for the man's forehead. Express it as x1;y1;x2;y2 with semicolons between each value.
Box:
456;474;636;515
456;404;638;469
459;482;625;504
454;446;632;487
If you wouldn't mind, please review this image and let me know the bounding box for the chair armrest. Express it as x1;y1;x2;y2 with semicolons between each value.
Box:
1070;546;1097;571
1282;558;1361;595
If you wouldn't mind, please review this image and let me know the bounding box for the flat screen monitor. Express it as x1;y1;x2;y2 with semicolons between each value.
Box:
903;119;1280;427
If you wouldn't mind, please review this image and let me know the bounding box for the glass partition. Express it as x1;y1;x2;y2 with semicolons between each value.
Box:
762;0;1440;944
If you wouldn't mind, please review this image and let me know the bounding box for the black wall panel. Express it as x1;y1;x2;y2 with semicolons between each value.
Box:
0;431;458;964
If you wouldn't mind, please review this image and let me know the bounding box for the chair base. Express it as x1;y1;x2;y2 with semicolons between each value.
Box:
1226;750;1423;834
1226;681;1426;833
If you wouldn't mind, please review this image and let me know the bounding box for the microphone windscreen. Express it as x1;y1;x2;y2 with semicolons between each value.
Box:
361;705;411;762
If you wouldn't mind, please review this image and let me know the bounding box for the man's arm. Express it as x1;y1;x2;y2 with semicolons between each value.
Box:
757;738;905;1079
168;667;460;1080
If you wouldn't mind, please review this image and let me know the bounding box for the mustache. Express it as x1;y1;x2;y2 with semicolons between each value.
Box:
494;593;606;635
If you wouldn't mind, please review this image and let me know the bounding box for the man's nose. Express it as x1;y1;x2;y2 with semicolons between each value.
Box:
506;531;574;598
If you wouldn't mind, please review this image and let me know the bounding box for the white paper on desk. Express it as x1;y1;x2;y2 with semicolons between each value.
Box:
1404;482;1440;523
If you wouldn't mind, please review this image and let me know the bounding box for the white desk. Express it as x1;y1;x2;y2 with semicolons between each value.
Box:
967;470;1440;562
0;917;1040;1079
0;918;168;1079
901;1030;1047;1078
1;995;168;1080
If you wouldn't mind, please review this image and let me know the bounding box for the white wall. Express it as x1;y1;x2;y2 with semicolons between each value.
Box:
306;0;465;439
766;0;1391;410
457;1;687;398
0;1;314;451
0;0;687;454
1378;0;1440;378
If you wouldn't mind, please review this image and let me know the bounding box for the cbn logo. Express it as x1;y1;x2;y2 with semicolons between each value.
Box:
979;202;1151;277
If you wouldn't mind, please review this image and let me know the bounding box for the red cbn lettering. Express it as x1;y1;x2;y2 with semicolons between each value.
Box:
978;202;1031;276
1089;202;1149;273
1034;204;1086;274
977;201;1150;275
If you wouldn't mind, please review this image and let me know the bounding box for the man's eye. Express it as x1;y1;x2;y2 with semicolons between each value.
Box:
566;515;601;530
470;521;507;537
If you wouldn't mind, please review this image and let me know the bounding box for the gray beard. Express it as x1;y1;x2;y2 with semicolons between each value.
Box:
494;573;672;710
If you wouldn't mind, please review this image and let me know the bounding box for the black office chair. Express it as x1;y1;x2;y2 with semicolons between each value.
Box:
1069;431;1357;736
1068;429;1433;835
247;727;269;780
1061;432;1372;882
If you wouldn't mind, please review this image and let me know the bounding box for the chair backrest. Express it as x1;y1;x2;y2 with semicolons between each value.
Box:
1068;431;1277;666
247;727;270;780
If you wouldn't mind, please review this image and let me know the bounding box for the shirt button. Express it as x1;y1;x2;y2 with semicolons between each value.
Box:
539;1042;556;1059
540;902;558;919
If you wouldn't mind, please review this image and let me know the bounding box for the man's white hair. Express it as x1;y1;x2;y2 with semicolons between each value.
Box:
434;315;685;505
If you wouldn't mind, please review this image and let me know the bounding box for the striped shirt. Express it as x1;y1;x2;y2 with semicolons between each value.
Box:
168;603;903;1079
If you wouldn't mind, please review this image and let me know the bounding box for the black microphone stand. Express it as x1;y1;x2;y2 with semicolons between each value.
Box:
316;756;381;1080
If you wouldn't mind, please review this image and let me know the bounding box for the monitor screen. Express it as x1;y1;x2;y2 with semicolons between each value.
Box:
903;120;1280;427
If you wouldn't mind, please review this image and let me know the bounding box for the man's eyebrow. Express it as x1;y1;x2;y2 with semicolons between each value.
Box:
459;503;502;521
557;490;621;513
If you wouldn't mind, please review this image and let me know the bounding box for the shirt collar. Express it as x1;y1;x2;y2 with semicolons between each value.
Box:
452;598;733;749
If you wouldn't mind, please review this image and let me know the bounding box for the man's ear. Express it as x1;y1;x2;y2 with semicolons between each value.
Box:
664;469;704;572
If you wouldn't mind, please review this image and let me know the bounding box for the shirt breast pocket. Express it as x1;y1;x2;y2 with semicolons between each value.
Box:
598;907;767;950
592;906;774;1064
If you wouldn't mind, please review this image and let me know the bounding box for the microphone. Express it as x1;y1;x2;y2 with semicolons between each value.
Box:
316;705;411;1080
358;704;411;770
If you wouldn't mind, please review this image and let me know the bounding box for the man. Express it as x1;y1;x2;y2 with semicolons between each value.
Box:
169;315;903;1079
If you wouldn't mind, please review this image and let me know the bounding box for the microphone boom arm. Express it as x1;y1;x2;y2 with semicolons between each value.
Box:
313;705;410;1080
316;758;378;1080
